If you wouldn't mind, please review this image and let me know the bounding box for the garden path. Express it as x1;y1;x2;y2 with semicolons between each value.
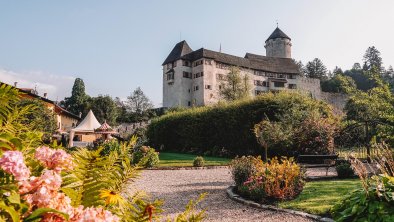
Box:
132;168;329;222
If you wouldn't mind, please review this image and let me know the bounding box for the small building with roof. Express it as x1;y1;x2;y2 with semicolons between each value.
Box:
0;82;81;133
161;27;322;108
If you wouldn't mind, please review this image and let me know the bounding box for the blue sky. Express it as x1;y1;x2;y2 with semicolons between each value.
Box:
1;0;393;106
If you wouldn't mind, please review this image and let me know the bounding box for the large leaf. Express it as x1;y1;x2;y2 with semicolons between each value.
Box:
24;208;69;222
0;201;20;222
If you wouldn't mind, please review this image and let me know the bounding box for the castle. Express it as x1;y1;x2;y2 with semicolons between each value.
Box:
162;27;344;109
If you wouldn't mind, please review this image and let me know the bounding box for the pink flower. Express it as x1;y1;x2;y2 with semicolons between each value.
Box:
35;146;74;172
22;170;63;207
0;151;30;181
70;207;119;222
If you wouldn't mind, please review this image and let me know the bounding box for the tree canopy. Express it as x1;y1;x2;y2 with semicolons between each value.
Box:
61;78;90;117
218;66;251;101
305;58;328;80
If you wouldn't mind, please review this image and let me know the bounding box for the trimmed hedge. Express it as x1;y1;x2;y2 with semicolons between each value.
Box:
147;91;334;157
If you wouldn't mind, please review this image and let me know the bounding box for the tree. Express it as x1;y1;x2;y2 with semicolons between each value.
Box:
293;60;306;77
305;58;328;80
127;87;153;122
114;97;129;123
344;68;394;162
16;99;57;141
363;46;383;72
321;74;356;93
352;63;362;71
61;78;90;117
218;66;251;101
333;66;344;75
90;95;118;126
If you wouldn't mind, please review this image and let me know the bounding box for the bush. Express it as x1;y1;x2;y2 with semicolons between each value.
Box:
332;174;394;221
240;157;305;202
335;159;354;178
193;156;205;167
132;145;160;168
147;91;334;157
230;156;263;187
332;143;394;221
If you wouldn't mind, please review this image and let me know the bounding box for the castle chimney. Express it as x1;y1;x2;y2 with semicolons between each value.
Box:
14;82;18;87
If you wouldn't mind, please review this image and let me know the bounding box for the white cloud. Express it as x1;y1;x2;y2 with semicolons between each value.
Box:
0;68;75;101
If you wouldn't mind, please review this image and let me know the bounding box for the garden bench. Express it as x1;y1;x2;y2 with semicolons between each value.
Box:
297;154;338;176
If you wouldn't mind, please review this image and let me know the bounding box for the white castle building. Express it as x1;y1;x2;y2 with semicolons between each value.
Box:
162;27;323;108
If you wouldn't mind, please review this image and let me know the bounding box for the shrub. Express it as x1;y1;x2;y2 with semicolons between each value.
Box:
254;111;338;160
193;156;205;167
147;91;334;157
240;157;305;202
132;146;160;168
230;156;263;187
335;159;354;178
332;143;394;221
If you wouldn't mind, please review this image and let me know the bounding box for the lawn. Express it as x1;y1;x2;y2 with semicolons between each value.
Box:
158;152;231;167
279;179;361;216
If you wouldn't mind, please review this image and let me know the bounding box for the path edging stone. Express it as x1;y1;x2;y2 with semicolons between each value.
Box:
226;186;334;222
145;165;229;170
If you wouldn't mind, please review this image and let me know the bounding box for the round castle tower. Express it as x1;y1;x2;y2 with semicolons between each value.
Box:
264;27;292;58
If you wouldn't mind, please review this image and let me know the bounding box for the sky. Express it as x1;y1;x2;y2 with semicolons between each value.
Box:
1;0;394;106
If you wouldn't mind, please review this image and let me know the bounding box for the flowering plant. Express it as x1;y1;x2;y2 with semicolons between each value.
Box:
0;147;119;222
239;157;305;202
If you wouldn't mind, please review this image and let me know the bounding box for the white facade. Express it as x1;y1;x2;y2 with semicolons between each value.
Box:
162;27;321;108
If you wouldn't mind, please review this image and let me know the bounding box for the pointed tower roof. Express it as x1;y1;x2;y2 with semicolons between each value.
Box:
162;40;193;65
72;110;101;132
265;27;291;42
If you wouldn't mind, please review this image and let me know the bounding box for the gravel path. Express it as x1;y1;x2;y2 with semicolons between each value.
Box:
132;168;317;222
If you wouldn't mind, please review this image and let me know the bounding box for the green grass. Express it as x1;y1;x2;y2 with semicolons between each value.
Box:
279;179;361;216
158;152;230;167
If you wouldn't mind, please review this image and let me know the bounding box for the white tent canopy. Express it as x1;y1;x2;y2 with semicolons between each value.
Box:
69;110;101;147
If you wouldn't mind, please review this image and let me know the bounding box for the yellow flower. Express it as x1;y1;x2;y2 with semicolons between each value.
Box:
99;189;124;205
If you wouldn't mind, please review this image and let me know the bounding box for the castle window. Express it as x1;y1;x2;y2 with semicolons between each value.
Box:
201;72;204;77
288;84;297;89
255;90;263;95
205;85;212;90
167;72;174;80
188;101;191;106
182;60;191;67
183;71;192;78
274;82;285;88
217;74;224;80
194;85;199;91
194;60;203;67
173;61;177;67
205;59;212;65
263;81;268;87
288;74;296;79
278;74;285;79
166;63;172;70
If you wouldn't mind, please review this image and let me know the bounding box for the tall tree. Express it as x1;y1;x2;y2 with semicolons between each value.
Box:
90;95;118;126
293;60;306;77
61;78;90;116
363;46;383;72
127;87;154;114
114;97;129;123
305;58;328;80
352;63;362;71
321;74;356;93
218;66;251;101
344;67;394;162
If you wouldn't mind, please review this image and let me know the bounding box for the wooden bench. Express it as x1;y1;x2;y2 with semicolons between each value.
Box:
297;154;338;176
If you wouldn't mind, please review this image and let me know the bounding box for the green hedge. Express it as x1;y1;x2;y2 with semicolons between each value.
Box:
147;91;333;157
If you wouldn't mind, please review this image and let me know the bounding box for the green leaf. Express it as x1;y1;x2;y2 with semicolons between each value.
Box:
0;201;20;222
6;192;20;204
24;208;69;222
